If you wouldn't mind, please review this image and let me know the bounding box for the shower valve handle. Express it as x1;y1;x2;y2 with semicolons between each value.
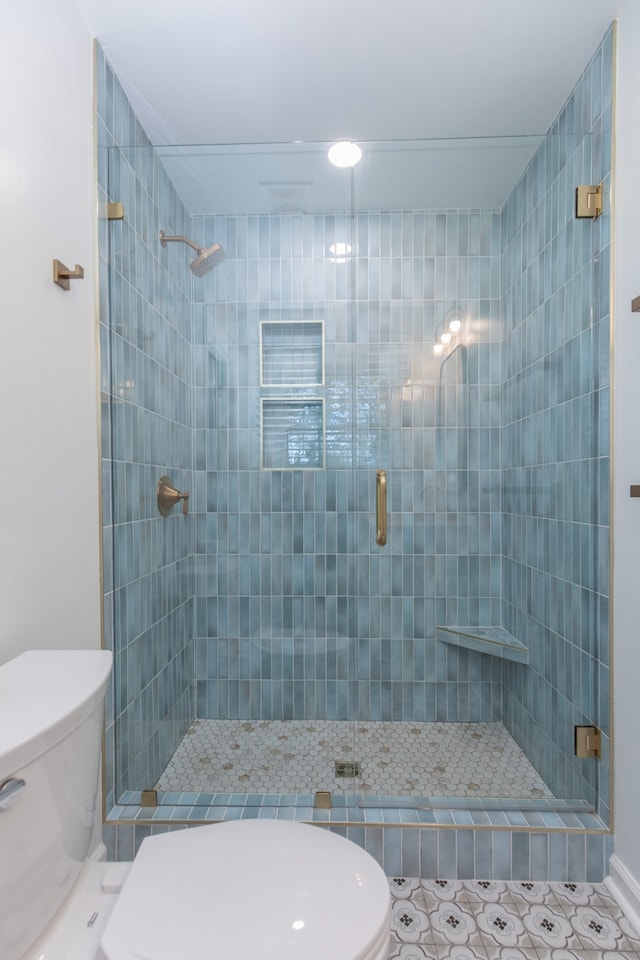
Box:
157;476;190;517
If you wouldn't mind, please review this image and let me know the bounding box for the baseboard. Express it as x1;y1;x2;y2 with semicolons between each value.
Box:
606;854;640;934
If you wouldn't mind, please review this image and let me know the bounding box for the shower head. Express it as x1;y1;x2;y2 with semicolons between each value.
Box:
159;231;226;276
189;241;225;276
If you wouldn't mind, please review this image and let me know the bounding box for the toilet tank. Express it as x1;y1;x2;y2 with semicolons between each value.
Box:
0;649;112;960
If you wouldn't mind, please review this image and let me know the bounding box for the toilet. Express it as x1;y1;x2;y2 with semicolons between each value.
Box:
0;650;391;960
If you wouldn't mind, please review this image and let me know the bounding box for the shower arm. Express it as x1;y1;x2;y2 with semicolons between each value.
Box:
159;231;202;253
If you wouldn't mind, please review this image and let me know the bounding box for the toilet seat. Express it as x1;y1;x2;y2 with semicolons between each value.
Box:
99;819;391;960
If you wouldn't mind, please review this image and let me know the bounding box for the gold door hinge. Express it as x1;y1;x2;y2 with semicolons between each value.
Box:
575;184;603;219
314;790;332;809
575;725;601;759
141;789;158;807
100;201;125;220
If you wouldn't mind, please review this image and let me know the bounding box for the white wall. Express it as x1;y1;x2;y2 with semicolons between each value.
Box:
611;1;640;900
0;1;100;664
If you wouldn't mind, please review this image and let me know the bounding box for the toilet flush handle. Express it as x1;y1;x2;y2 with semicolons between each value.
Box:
0;777;26;811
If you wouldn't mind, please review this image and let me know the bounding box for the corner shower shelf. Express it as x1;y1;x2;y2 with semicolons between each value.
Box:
436;626;529;664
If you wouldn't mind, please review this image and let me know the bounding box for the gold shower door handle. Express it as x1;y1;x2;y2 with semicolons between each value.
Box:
376;470;387;547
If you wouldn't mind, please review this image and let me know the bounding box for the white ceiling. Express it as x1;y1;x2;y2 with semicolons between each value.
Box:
72;0;624;214
152;137;543;215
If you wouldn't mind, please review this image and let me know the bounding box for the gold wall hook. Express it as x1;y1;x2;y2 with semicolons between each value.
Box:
53;259;84;290
157;475;190;516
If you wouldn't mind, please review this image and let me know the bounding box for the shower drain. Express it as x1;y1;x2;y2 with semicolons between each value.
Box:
335;761;361;778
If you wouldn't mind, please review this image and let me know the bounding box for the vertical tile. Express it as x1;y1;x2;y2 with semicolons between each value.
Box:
586;834;606;882
493;832;512;880
511;833;530;880
473;829;493;879
438;830;457;879
364;827;384;870
567;833;586;881
456;830;475;879
400;829;421;878
530;832;549;880
420;828;439;879
383;828;402;876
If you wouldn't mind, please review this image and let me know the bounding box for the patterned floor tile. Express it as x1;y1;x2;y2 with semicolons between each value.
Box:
388;945;438;960
507;882;554;907
385;883;640;960
617;915;640;950
569;907;631;951
435;945;491;960
391;899;432;943
554;906;640;954
391;877;426;900
552;884;620;909
483;949;538;960
533;951;640;960
422;880;466;904
426;901;485;947
474;902;532;948
521;904;583;950
528;952;590;960
463;881;511;903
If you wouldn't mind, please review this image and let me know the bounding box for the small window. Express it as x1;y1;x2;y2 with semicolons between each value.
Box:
261;399;324;469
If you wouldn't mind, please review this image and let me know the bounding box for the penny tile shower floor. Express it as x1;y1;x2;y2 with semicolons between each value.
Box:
386;879;640;959
155;720;553;798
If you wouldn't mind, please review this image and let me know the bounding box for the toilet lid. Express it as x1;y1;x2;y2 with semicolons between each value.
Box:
100;819;391;960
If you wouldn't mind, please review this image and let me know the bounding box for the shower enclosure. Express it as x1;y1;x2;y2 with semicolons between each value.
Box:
99;41;611;825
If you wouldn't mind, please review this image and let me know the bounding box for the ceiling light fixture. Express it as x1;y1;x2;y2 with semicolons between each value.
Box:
328;141;362;168
328;241;352;262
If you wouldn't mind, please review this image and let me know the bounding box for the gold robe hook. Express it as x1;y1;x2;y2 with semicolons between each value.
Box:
53;259;84;291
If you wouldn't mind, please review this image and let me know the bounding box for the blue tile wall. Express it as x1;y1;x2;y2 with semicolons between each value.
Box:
192;208;504;723
103;812;613;882
97;46;196;802
500;26;612;819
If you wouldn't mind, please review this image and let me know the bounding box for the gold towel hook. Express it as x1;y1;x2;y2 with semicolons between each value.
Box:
53;259;84;291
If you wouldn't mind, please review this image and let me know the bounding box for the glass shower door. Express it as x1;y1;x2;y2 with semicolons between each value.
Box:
349;135;606;813
104;140;368;808
102;132;608;821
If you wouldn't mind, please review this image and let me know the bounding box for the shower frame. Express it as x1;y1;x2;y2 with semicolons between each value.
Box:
97;36;613;836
